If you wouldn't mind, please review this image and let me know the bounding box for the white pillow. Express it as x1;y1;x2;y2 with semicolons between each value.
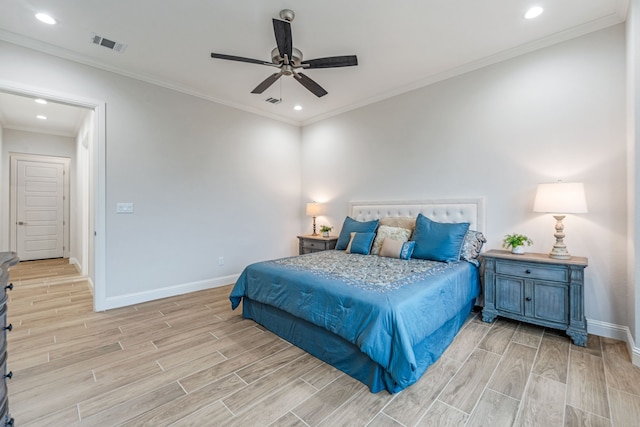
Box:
370;225;412;255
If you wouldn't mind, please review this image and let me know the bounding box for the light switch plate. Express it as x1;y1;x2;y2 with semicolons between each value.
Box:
116;202;134;214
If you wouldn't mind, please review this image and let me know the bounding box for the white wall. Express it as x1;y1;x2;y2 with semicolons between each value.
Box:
302;25;627;332
627;0;640;362
0;40;301;308
73;110;93;276
0;129;76;252
0;124;3;248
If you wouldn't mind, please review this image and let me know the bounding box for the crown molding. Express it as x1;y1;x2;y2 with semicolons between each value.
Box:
301;12;626;126
616;0;630;20
0;30;301;127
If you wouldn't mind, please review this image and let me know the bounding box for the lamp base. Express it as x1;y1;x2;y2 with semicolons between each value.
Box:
548;215;572;260
549;249;572;260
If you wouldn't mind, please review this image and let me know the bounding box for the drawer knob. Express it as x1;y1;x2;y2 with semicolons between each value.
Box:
525;269;531;274
525;297;532;301
4;324;11;332
5;283;12;291
4;371;12;380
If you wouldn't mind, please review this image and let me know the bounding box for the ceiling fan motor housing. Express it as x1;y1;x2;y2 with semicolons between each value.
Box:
271;47;302;67
279;9;295;22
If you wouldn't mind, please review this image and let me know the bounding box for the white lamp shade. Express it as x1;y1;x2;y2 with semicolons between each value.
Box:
533;182;588;214
306;202;325;217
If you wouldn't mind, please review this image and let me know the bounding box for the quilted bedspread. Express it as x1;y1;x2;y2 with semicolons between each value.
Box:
230;250;480;391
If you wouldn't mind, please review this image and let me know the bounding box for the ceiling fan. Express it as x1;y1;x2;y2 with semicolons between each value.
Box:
210;9;358;98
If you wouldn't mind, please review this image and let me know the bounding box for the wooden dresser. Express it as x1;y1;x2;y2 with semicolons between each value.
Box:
0;253;17;427
481;249;588;346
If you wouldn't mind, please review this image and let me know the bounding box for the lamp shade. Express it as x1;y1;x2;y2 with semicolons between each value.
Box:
533;182;588;214
306;202;325;217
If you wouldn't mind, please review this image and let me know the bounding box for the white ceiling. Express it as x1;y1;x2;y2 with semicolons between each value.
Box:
0;91;88;137
0;0;629;133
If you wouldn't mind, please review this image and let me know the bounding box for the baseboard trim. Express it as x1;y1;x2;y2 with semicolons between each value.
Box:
100;274;240;311
628;330;640;367
86;275;95;294
587;317;640;367
587;318;629;341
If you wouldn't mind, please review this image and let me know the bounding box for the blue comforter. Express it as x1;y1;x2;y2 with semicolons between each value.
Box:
230;251;480;391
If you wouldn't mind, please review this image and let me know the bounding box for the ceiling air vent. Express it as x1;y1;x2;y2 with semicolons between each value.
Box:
265;97;282;104
91;33;127;53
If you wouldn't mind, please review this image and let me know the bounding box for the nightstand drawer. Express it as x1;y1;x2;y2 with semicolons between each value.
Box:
297;235;338;255
302;240;328;250
495;260;568;283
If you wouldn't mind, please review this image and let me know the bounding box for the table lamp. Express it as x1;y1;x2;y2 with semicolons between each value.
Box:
306;202;325;236
533;181;587;259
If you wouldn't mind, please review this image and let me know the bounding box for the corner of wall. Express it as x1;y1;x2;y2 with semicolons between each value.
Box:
0;123;3;251
627;0;640;367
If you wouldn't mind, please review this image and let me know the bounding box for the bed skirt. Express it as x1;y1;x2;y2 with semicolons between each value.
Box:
241;297;475;393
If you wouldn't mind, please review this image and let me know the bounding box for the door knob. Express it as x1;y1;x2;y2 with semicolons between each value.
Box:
18;221;27;225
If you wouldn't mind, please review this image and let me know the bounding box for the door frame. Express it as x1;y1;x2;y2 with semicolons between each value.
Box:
9;153;71;259
0;80;107;311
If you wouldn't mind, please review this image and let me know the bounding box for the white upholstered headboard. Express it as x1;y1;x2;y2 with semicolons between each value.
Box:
350;198;486;232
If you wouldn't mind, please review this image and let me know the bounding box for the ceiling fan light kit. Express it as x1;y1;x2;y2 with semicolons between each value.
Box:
210;9;358;98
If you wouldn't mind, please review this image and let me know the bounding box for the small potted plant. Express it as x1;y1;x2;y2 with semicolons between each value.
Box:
320;225;333;237
503;233;533;254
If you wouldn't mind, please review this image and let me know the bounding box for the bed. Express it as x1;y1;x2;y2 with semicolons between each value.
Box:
229;199;485;393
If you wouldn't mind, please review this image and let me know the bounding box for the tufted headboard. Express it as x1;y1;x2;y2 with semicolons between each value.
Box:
350;198;486;232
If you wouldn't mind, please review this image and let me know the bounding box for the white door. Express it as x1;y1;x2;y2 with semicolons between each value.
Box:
14;158;66;260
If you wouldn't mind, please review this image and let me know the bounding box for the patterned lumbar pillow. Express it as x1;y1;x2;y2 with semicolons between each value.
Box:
379;238;416;260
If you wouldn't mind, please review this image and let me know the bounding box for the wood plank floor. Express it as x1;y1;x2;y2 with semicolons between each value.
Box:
6;258;640;426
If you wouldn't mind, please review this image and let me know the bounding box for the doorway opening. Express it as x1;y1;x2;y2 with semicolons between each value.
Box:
0;82;106;310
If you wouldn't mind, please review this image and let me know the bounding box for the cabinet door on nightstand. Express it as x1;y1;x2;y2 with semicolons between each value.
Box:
531;281;568;324
495;276;525;316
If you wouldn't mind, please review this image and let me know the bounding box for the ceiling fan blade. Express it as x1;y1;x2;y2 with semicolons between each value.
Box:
272;18;293;61
211;53;272;66
251;73;283;94
301;55;358;69
294;73;328;97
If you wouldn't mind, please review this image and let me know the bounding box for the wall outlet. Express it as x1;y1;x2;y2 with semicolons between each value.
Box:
218;257;224;266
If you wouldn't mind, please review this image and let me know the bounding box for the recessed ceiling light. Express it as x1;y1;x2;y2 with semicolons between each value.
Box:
36;115;47;120
34;98;48;105
293;105;302;111
524;6;544;20
35;13;57;25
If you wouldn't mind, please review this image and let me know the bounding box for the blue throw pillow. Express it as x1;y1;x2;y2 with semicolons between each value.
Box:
411;214;470;262
399;241;416;260
336;217;379;250
346;232;376;255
